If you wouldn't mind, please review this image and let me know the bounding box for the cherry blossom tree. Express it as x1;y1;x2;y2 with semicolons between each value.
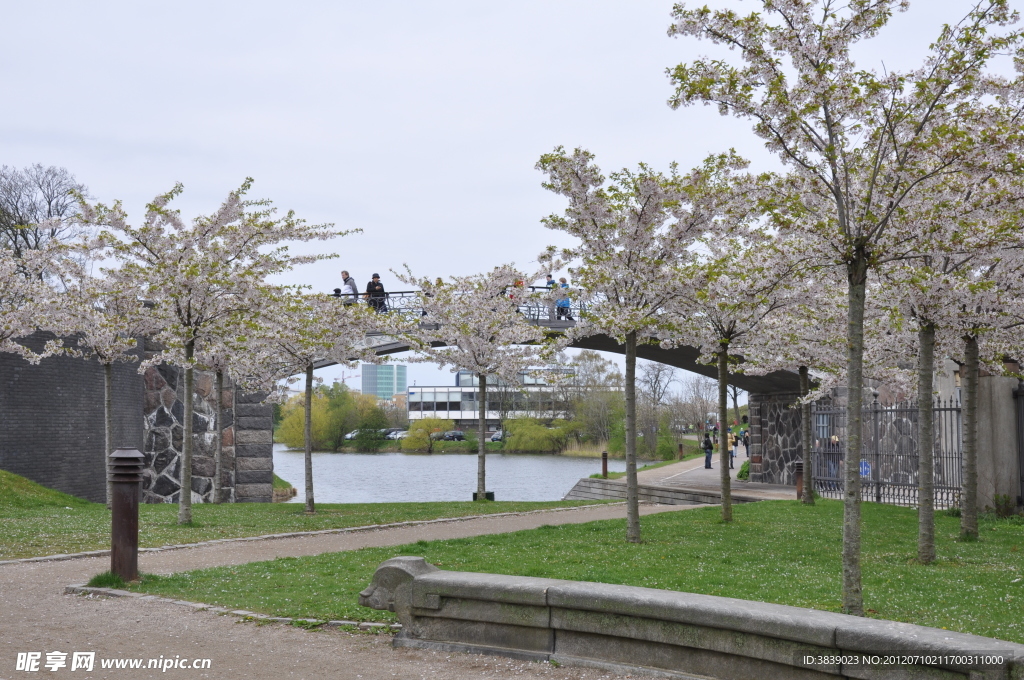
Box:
667;237;798;521
247;290;376;514
537;147;750;542
668;0;1023;614
80;180;347;523
0;243;59;362
393;265;549;500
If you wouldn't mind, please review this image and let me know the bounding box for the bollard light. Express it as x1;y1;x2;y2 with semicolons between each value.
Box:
602;450;608;479
109;448;144;582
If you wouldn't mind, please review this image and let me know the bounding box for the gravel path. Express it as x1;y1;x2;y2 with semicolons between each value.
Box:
2;503;700;679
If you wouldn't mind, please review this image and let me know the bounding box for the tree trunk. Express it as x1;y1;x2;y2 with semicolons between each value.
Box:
718;345;732;522
800;366;814;505
917;323;936;562
624;331;641;543
730;387;740;433
961;335;979;540
842;261;867;615
214;369;224;504
304;362;315;513
178;340;195;525
477;373;487;499
104;361;113;509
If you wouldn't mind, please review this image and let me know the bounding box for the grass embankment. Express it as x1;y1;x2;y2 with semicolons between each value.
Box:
272;474;297;502
0;470;602;560
128;500;1024;643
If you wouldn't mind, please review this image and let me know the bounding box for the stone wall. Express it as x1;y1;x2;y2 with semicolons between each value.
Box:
360;557;1024;680
0;331;145;503
747;391;802;485
0;331;273;504
141;362;273;504
141;364;232;504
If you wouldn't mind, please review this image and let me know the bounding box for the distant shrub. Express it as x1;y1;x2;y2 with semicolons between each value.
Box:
736;460;750;481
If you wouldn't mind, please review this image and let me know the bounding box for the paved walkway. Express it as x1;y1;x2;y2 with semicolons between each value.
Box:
636;447;796;501
2;503;701;679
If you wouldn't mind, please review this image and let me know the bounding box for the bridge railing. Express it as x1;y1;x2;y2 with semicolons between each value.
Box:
331;286;588;324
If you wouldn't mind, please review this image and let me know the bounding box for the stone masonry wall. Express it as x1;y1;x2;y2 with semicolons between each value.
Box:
141;364;232;504
141;362;273;504
2;332;275;505
747;391;802;485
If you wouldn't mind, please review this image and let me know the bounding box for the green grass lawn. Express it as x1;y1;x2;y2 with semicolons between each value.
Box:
0;470;601;560
127;500;1024;643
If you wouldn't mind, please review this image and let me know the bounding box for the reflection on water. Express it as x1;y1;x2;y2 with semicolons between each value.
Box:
272;444;628;503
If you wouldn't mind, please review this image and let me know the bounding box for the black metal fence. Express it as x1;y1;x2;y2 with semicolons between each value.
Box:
810;397;962;508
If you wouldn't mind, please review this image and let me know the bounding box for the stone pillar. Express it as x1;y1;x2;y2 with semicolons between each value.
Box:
976;374;1021;513
748;392;803;485
233;390;274;503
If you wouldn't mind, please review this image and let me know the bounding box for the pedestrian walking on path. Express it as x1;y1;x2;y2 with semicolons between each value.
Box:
702;433;713;469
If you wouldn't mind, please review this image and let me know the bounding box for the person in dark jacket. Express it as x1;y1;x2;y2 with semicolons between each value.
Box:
702;433;714;469
365;273;387;313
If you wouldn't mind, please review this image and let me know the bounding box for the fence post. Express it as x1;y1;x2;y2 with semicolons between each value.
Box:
1015;380;1024;510
872;391;881;504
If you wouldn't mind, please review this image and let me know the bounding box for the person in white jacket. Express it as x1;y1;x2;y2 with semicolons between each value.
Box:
339;270;358;305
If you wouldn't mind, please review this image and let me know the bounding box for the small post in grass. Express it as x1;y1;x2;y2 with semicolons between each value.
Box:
109;448;144;582
793;461;804;501
602;450;608;479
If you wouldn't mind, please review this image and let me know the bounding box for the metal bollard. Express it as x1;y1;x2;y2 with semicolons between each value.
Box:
793;461;804;500
602;450;608;479
109;448;144;582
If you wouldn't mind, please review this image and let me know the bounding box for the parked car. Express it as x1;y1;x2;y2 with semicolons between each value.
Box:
441;430;465;441
490;430;504;442
343;429;359;440
385;430;407;440
380;428;403;438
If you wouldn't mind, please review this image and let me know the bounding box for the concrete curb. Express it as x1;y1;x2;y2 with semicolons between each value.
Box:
0;502;625;566
63;584;401;631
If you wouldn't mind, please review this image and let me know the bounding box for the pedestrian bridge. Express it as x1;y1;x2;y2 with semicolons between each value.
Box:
320;289;801;394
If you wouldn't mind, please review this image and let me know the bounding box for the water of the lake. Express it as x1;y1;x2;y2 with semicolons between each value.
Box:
272;443;628;503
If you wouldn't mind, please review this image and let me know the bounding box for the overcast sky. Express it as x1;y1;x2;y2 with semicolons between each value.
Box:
1;0;1000;390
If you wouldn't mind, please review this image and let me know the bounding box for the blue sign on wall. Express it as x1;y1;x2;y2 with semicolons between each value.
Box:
860;460;871;478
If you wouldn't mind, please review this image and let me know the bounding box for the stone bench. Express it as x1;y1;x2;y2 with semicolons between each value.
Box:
359;557;1023;680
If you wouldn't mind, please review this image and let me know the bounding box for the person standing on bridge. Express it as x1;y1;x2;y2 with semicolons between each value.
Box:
556;277;573;321
365;273;387;313
339;270;358;305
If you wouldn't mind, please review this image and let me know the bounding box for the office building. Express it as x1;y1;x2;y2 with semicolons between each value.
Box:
361;364;408;400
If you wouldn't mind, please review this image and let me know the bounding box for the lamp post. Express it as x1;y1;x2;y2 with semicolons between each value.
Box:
109;448;144;582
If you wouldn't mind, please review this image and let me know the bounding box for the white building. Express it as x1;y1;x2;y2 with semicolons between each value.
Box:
407;370;573;432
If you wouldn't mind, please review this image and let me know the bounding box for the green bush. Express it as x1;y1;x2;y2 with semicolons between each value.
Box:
505;418;562;452
736;459;750;481
401;418;454;453
656;424;677;460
